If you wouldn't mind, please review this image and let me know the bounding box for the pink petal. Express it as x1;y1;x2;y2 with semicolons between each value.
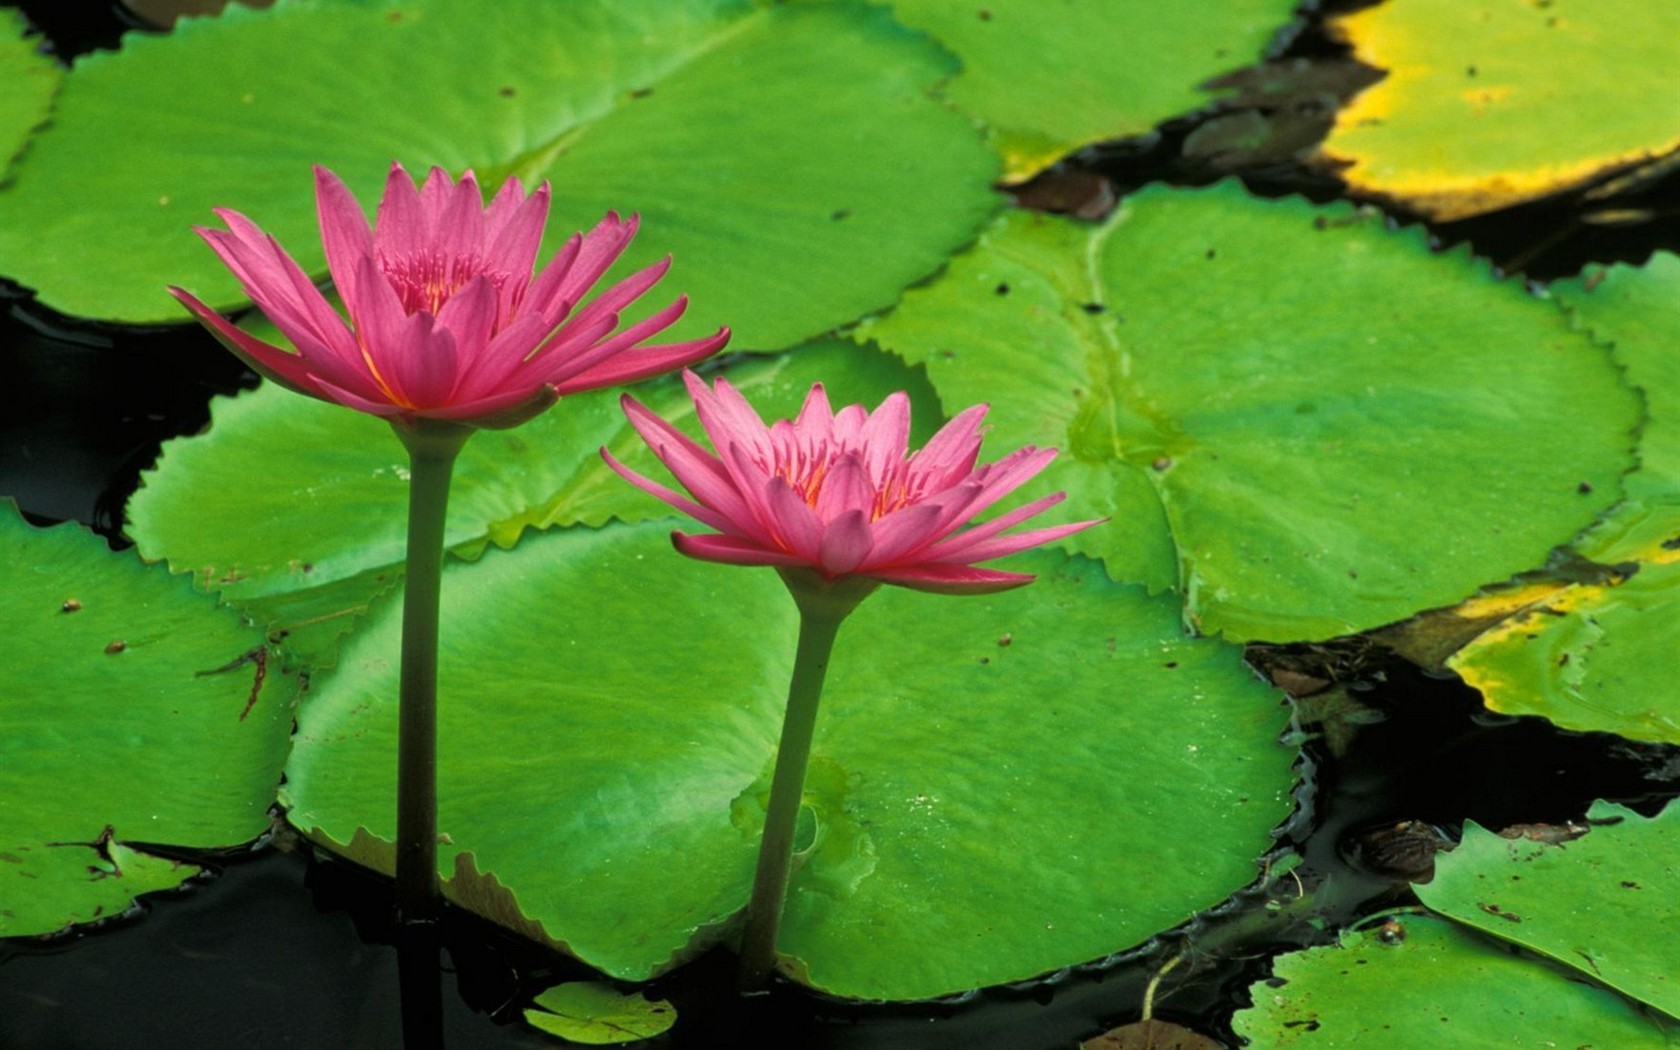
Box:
912;402;987;484
432;272;499;365
817;509;873;574
812;452;873;521
924;491;1068;559
860;502;946;565
955;446;1060;521
617;393;765;538
929;517;1102;565
600;448;741;534
368;310;447;408
314;166;375;311
168;286;326;399
373;163;424;257
560;256;672;334
857;391;912;480
551;328;729;395
866;563;1037;594
445;311;556;403
792;383;835;446
764;477;824;559
694;373;775;468
556;211;638;307
433;169;485;261
673;532;810;569
540;295;688;388
523;232;583;319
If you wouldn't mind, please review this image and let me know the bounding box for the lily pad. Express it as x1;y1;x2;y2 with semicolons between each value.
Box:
858;183;1639;641
1316;0;1680;220
1555;255;1680;563
1233;913;1676;1047
887;0;1296;180
1416;801;1680;1017
524;982;676;1045
280;522;1296;1000
0;9;60;179
127;341;938;603
0;0;998;344
1447;537;1680;745
0;504;296;936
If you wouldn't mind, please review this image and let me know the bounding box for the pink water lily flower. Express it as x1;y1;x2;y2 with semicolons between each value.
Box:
605;372;1102;593
170;163;729;429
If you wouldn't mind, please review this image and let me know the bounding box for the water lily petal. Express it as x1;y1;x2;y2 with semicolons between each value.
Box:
818;509;874;574
314;166;375;308
552;328;729;395
674;531;813;569
868;562;1038;594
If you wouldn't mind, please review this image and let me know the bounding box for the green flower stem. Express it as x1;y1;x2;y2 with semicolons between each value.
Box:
391;421;473;926
738;571;879;991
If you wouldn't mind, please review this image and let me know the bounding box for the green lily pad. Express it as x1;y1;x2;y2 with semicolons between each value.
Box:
128;341;938;603
0;504;296;937
1447;542;1680;744
1232;913;1677;1047
887;0;1296;180
858;183;1640;641
1555;255;1680;564
0;0;998;343
281;522;1296;1000
524;982;676;1045
0;9;60;179
1416;801;1680;1017
1316;0;1680;220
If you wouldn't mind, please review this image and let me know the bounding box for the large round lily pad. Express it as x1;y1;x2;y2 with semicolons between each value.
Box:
858;183;1640;641
280;522;1296;1000
1316;0;1680;220
0;504;295;936
0;0;998;344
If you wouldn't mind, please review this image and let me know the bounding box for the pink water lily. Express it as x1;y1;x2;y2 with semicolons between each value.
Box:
170;163;729;428
605;372;1101;593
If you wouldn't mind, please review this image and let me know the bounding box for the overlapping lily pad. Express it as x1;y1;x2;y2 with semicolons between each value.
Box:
1447;537;1680;745
1415;801;1680;1017
858;183;1640;641
0;504;296;936
887;0;1296;180
0;9;59;179
1317;0;1680;220
1233;913;1676;1047
0;0;998;343
280;522;1296;1000
128;341;938;603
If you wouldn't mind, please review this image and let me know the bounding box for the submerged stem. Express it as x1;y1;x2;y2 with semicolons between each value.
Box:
392;421;472;927
738;571;878;991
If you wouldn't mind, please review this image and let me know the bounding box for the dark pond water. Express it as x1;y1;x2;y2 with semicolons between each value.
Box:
5;2;1680;1048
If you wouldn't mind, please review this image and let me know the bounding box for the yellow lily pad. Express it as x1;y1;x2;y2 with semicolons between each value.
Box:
1316;0;1680;220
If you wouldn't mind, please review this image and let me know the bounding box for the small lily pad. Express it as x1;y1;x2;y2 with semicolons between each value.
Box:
524;982;676;1045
